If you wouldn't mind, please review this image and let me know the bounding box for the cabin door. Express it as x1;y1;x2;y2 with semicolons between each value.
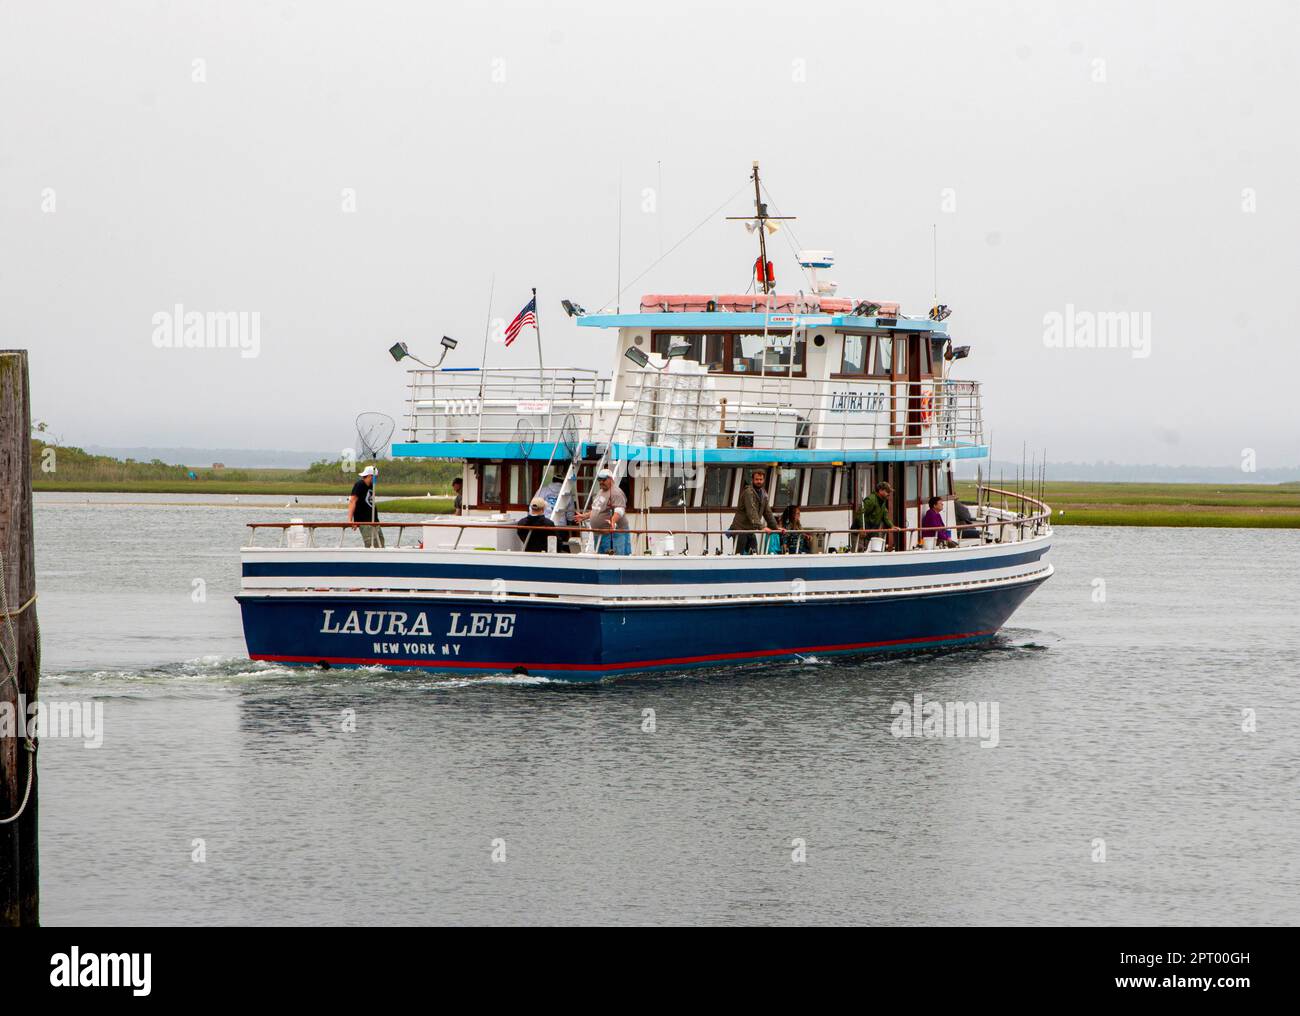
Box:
532;462;554;503
904;333;925;442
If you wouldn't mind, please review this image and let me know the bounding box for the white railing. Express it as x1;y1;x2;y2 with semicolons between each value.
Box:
401;367;983;452
243;488;1050;557
402;368;610;445
621;370;983;452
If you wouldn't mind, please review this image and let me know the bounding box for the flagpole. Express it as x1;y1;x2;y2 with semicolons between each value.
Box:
477;274;494;441
532;286;545;398
478;273;495;387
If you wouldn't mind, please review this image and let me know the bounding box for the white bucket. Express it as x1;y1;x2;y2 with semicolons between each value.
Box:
921;536;936;550
867;536;885;553
660;534;675;556
286;519;308;549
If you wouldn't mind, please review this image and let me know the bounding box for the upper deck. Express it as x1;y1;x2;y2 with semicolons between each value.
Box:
392;298;986;465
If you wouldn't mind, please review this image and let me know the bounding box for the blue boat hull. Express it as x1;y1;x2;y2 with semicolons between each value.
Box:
237;575;1047;680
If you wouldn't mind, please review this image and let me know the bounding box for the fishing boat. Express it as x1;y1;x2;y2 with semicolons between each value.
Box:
237;164;1053;680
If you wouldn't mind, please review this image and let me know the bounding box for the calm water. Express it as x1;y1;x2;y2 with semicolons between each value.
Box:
29;493;1300;925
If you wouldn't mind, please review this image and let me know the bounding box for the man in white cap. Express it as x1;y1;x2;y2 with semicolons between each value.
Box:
575;468;630;555
349;465;383;547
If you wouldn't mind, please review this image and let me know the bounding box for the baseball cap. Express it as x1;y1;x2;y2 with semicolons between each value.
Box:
596;468;614;480
359;466;377;477
529;497;548;512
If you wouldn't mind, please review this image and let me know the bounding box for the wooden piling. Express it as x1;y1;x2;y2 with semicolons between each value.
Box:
0;350;39;926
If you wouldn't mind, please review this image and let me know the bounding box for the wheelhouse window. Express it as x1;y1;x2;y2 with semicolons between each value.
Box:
476;461;532;510
661;473;692;507
892;335;906;375
771;467;800;509
842;335;868;374
759;333;804;375
701;467;734;507
732;333;766;374
651;331;805;377
870;334;893;377
480;463;501;504
930;336;947;376
651;333;726;372
905;463;920;503
840;332;896;377
807;467;835;506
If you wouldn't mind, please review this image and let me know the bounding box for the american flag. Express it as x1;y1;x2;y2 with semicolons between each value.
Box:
504;296;537;347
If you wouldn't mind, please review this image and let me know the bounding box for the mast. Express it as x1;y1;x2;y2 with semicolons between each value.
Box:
727;161;794;296
753;162;770;295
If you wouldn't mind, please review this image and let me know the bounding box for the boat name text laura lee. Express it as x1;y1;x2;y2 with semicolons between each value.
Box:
319;609;517;638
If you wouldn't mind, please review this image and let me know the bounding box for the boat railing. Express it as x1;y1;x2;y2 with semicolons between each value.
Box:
243;488;1050;556
401;367;611;445
619;370;983;452
400;366;983;453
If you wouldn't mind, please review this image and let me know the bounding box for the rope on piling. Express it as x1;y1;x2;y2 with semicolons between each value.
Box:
1;593;36;618
0;548;38;825
0;740;34;826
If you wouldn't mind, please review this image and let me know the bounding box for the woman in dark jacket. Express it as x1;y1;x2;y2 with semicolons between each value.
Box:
781;505;811;554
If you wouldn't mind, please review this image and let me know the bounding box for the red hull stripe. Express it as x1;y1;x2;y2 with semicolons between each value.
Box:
251;628;998;674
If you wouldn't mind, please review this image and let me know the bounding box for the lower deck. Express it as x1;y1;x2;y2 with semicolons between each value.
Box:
432;456;986;550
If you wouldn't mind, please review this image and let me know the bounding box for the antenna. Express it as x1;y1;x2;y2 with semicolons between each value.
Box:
616;168;623;314
657;160;663;258
932;223;938;303
477;273;495;400
1022;441;1027;507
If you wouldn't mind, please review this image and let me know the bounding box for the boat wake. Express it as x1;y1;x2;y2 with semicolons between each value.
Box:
986;627;1055;652
41;655;558;691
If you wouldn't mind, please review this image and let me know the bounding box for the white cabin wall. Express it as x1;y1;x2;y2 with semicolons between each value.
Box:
805;329;832;380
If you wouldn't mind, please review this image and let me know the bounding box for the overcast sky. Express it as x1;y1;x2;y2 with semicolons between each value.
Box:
2;0;1296;469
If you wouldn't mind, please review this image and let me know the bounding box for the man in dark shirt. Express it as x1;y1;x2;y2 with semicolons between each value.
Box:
349;466;383;547
516;497;557;551
451;476;463;515
728;469;781;555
